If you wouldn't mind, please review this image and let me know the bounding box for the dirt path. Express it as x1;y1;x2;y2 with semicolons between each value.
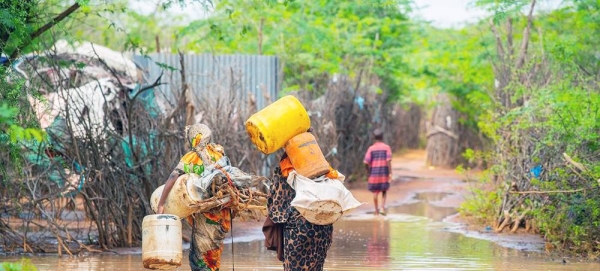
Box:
348;149;470;213
347;149;546;252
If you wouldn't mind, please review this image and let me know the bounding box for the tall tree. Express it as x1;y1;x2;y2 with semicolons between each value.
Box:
178;0;413;99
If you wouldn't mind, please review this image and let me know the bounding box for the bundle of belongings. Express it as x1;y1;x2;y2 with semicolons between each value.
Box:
188;155;269;220
279;133;363;225
150;124;269;222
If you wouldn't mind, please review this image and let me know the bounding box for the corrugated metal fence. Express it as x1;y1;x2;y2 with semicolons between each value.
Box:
133;53;281;112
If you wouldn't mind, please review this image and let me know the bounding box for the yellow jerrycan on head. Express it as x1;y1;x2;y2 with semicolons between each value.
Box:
245;95;311;154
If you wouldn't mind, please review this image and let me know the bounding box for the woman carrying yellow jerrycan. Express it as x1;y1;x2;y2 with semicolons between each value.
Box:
247;95;361;271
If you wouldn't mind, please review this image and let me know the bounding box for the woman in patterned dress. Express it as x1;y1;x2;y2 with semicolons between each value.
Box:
157;123;231;271
267;152;337;270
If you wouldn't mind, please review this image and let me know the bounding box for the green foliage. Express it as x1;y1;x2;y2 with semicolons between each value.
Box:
526;84;600;251
473;0;531;24
0;0;38;56
458;172;503;224
461;148;494;167
0;103;17;124
0;259;37;271
0;104;45;142
177;0;413;99
404;24;494;120
462;0;600;255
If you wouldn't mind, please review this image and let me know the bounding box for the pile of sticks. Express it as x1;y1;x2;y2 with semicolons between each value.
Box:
190;175;269;221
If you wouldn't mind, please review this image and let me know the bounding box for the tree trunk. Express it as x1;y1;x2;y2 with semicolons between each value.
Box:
426;93;460;167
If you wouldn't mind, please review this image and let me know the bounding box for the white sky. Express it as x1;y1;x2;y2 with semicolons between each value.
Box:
416;0;567;28
412;0;488;28
131;0;567;29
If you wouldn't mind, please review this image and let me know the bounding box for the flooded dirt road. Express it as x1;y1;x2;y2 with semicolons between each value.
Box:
2;150;600;270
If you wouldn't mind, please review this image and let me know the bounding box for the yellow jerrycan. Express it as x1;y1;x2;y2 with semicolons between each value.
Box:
245;95;310;154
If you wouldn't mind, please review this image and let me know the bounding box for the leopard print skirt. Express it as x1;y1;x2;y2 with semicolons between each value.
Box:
268;168;333;271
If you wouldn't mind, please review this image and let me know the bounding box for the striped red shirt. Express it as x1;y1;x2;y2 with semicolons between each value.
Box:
363;142;392;185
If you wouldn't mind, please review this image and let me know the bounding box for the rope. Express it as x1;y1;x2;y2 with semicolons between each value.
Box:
215;163;236;270
230;208;235;271
215;164;240;210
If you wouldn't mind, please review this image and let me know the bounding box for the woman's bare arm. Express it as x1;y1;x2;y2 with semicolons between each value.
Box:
157;171;180;214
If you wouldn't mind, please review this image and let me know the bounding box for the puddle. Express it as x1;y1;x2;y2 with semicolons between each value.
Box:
385;192;458;221
2;193;599;270
414;192;452;201
4;217;598;271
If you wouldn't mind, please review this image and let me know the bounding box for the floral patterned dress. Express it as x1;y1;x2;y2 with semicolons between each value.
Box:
172;143;231;271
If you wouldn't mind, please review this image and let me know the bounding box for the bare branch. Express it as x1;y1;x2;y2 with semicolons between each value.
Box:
489;19;506;62
507;17;514;57
131;72;165;103
163;52;189;127
9;3;81;60
515;0;536;70
510;188;586;194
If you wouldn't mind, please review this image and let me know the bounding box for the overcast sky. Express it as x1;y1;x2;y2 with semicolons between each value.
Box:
414;0;566;28
412;0;488;28
131;0;566;29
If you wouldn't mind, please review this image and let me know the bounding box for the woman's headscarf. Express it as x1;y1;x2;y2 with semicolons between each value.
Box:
186;123;212;151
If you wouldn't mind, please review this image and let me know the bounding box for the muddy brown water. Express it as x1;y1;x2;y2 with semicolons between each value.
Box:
2;151;598;270
2;191;599;271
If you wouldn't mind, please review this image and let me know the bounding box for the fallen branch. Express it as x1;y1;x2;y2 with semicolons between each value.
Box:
563;152;588;172
495;210;512;233
510;209;529;233
54;230;73;257
426;125;459;140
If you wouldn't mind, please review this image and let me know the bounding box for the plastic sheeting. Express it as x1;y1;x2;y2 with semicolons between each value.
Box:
191;156;269;200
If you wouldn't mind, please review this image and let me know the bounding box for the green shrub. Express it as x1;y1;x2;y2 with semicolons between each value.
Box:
0;259;37;271
458;170;502;225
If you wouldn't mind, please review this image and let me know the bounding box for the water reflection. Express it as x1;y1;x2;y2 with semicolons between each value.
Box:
365;220;390;268
2;192;600;270
391;192;457;221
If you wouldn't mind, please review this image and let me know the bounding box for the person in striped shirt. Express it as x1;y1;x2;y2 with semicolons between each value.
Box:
363;128;392;216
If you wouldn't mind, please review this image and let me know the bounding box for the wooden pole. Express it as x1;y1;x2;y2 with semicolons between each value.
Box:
258;18;264;55
127;203;133;247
